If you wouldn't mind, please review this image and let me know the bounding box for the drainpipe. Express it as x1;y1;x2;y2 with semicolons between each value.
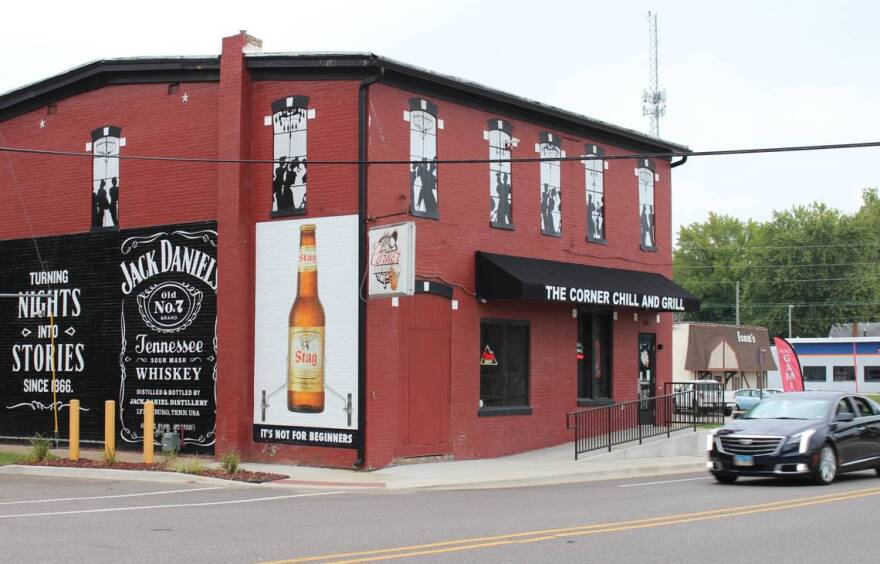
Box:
355;67;383;469
670;154;688;168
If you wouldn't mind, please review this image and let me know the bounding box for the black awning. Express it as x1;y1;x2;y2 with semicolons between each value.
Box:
475;251;700;312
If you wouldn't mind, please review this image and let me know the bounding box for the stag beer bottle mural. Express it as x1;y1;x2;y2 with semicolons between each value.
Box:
288;224;325;412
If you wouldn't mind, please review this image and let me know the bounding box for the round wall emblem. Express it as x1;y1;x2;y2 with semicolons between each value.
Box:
136;281;203;333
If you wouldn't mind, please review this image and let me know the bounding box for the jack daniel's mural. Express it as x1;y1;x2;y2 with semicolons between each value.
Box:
0;222;217;454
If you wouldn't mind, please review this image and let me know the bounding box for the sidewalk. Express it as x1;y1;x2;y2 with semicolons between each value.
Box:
0;430;710;491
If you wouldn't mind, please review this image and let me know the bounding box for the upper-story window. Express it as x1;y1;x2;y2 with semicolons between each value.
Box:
406;98;441;219
485;119;516;229
90;126;123;231
584;144;606;243
537;132;563;237
636;158;657;251
271;96;313;217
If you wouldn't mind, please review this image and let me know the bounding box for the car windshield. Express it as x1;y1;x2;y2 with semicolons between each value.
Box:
742;399;829;420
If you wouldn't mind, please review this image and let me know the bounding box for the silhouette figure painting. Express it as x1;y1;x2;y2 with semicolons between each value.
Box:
411;159;438;217
90;126;122;230
541;183;560;236
271;97;310;215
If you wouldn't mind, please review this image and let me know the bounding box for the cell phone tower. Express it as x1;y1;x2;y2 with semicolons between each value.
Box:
642;11;666;137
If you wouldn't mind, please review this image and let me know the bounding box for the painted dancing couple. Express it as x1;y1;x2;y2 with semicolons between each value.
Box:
411;159;437;216
92;177;118;228
273;156;308;212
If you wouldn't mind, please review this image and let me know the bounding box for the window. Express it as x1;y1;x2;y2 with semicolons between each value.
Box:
480;319;530;414
271;96;311;216
851;396;876;417
407;98;439;219
578;312;612;401
486;119;514;229
833;366;855;382
865;366;880;382
90;126;122;231
584;144;606;242
636;158;656;250
803;366;827;382
836;398;855;417
537;132;562;237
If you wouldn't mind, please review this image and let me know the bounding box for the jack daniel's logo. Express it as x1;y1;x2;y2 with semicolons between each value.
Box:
120;239;217;294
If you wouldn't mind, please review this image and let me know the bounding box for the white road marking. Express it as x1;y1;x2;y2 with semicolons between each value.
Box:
0;491;344;519
0;486;224;506
619;476;712;488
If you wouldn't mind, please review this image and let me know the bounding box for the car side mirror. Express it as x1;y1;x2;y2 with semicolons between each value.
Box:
836;412;855;423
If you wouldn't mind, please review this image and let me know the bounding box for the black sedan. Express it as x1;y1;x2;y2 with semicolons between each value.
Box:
706;391;880;485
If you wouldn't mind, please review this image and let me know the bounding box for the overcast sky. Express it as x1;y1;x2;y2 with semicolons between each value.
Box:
2;0;877;241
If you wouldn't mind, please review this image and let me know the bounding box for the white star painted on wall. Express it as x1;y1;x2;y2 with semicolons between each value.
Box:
39;119;46;128
181;93;189;103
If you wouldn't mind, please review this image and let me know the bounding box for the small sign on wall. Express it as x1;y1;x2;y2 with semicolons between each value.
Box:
368;222;416;298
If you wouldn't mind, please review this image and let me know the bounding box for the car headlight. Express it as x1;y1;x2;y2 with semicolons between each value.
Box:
706;428;719;451
785;429;816;454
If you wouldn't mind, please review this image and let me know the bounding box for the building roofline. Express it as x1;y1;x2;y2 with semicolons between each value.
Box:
0;56;220;121
247;52;690;155
0;52;690;155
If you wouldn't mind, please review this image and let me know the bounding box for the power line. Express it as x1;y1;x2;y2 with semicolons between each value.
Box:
1;139;880;166
675;241;880;252
700;301;880;309
0;131;45;273
675;260;880;270
679;276;880;286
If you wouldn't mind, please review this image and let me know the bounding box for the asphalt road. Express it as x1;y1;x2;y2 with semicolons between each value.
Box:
2;470;880;563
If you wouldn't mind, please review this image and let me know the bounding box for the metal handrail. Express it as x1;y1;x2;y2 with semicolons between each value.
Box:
566;387;725;460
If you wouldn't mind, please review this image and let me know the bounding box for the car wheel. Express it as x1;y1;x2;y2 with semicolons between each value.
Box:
813;444;837;485
712;472;738;484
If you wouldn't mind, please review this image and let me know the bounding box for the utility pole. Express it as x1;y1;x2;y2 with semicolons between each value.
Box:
642;11;667;137
788;304;793;338
735;281;740;326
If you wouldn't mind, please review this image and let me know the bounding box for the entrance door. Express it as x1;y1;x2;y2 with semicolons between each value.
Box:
638;333;656;425
397;294;451;457
578;312;612;401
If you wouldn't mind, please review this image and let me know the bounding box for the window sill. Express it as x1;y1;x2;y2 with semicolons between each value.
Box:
477;406;533;417
577;398;614;408
271;208;307;218
490;222;515;231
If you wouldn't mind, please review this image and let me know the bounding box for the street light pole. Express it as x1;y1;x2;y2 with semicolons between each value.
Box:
735;281;740;326
788;304;793;338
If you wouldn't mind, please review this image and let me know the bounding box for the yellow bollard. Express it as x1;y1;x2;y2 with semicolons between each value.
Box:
69;399;80;461
143;401;154;464
104;400;115;460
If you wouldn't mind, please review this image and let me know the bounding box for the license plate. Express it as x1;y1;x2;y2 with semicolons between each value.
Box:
733;455;754;467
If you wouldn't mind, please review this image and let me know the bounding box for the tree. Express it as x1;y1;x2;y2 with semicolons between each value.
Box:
674;191;880;337
744;202;872;337
673;214;754;324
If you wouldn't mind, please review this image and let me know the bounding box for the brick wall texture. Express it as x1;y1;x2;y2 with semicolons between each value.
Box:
0;34;679;468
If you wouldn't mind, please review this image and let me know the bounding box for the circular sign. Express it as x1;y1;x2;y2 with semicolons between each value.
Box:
136;281;203;333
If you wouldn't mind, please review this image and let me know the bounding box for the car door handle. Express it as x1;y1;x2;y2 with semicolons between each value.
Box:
857;426;866;431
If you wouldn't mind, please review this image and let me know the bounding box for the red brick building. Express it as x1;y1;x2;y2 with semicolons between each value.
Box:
0;33;696;469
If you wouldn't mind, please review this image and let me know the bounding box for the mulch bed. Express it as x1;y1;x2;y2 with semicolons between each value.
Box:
22;458;288;483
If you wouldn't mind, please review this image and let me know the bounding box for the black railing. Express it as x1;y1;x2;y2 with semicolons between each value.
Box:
566;388;726;460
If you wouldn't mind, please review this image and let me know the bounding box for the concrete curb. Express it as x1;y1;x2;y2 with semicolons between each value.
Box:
0;465;245;486
378;461;709;491
0;460;711;491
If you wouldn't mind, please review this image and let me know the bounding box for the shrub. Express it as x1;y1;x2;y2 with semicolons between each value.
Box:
26;435;53;463
177;460;204;475
161;452;178;471
220;451;241;475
